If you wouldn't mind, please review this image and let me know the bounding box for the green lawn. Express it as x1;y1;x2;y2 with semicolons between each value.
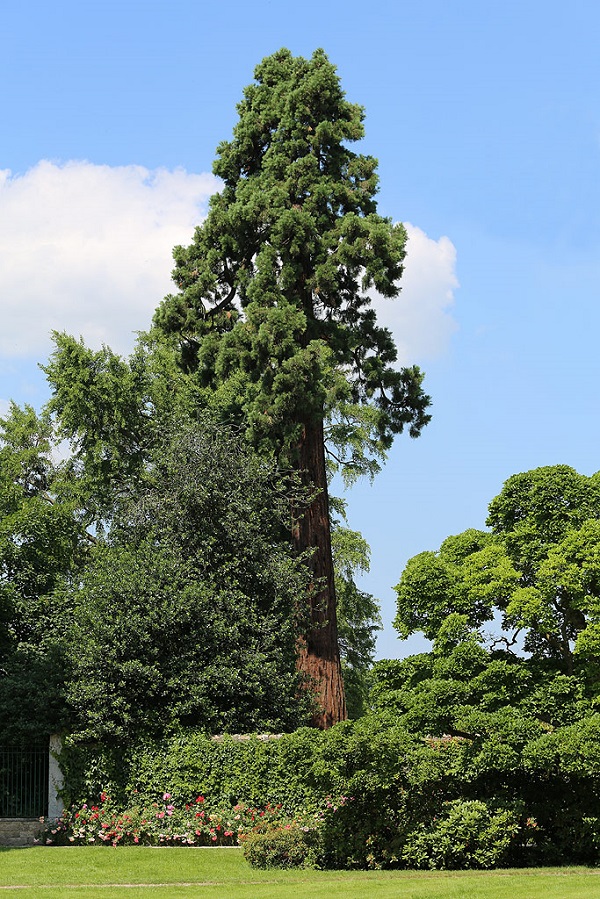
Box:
0;847;599;899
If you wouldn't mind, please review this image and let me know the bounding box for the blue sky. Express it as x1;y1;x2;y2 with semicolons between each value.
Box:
2;0;600;658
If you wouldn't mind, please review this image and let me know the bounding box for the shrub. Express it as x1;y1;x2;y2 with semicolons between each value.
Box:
402;800;522;869
241;818;323;869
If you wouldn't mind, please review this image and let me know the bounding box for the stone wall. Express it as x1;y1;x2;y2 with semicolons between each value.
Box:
0;818;42;847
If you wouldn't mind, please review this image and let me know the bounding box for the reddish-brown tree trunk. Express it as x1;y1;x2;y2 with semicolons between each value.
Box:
292;417;347;729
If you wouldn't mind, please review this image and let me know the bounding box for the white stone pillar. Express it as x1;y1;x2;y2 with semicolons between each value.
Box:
47;735;64;820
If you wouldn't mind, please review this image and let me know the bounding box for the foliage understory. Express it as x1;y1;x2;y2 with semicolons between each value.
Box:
47;710;600;871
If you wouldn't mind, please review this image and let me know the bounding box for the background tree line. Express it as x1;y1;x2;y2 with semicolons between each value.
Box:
2;47;427;740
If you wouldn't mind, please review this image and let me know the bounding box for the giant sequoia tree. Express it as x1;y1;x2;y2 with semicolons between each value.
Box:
154;49;431;726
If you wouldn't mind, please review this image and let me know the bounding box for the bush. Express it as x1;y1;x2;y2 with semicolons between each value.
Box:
241;819;323;869
402;800;522;869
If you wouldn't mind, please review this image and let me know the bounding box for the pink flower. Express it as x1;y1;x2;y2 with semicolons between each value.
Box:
163;793;171;801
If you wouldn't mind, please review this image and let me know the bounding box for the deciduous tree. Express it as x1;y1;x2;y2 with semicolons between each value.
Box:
389;465;600;737
0;404;85;742
67;417;313;740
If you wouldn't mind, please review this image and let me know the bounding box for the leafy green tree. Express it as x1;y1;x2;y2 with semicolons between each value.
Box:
0;404;86;743
154;48;431;725
44;332;382;724
377;465;600;750
66;416;313;741
331;523;381;718
42;331;192;525
395;465;600;678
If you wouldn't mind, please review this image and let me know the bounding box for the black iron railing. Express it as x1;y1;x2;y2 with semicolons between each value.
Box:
0;745;48;818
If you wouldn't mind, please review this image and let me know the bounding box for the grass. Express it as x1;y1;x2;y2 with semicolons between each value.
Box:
0;847;599;899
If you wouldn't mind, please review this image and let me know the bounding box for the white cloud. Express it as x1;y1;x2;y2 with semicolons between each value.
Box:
0;161;220;357
0;165;458;365
371;223;459;364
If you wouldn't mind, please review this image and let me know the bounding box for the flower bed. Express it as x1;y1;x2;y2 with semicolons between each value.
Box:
42;792;291;848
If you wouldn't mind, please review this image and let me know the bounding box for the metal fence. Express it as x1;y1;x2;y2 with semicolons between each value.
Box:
0;745;48;818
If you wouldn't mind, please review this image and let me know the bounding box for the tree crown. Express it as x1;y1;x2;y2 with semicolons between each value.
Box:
154;48;430;476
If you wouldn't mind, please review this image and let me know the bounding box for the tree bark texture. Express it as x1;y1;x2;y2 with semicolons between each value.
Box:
292;417;347;728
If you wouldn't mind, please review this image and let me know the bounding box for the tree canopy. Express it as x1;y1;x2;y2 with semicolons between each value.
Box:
372;465;600;745
394;465;600;677
66;416;313;741
0;404;86;743
155;48;430;469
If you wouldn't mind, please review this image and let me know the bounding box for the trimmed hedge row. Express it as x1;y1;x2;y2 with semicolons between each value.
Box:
55;713;600;869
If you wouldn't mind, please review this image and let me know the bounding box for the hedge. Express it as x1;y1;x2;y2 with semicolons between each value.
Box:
54;712;600;868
